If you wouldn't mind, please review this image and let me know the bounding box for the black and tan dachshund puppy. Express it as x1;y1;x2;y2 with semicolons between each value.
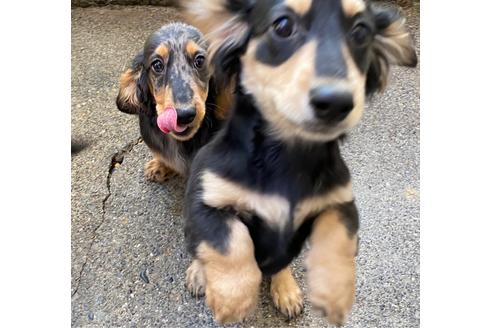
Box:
116;23;232;182
182;0;417;325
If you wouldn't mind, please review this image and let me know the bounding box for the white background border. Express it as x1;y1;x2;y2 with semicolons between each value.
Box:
0;0;70;326
1;0;492;327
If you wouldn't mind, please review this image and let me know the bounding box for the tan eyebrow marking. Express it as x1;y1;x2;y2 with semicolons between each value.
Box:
285;0;312;16
155;43;169;57
186;40;201;56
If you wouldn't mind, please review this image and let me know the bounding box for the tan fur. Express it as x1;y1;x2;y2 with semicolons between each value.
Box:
147;150;186;178
144;156;179;183
182;0;249;62
241;40;366;142
185;40;201;57
286;0;312;16
201;170;290;229
293;182;354;229
181;0;228;35
374;16;417;79
305;209;358;326
341;0;366;17
155;43;169;58
270;266;304;318
214;80;235;120
186;259;206;297
197;220;262;324
154;85;174;115
241;40;319;142
118;69;141;111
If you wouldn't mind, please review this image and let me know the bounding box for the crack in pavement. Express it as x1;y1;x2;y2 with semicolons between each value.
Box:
72;137;143;297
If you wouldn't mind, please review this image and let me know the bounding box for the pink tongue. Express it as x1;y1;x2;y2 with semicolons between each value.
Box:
157;107;187;134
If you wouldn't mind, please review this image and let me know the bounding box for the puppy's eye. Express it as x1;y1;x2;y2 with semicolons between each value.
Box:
151;59;164;73
351;23;372;47
272;16;294;38
194;54;205;69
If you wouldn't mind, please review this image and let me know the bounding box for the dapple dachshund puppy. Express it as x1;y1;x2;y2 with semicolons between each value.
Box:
116;23;232;182
182;0;417;325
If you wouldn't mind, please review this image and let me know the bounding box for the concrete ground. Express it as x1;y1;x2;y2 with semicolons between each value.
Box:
71;4;420;328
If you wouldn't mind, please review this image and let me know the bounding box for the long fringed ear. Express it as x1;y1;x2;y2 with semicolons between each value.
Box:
366;5;418;93
116;51;148;114
181;0;254;87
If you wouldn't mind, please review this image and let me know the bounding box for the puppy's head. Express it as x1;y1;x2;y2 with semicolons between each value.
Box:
116;23;211;141
183;0;417;142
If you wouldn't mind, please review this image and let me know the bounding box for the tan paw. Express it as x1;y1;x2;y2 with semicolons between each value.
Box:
270;267;303;319
198;220;262;324
205;279;259;324
186;260;205;297
144;158;176;183
305;209;358;326
308;266;355;326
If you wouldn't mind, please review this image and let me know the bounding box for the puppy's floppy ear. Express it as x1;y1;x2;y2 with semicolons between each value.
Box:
366;5;418;93
182;0;254;85
116;51;149;114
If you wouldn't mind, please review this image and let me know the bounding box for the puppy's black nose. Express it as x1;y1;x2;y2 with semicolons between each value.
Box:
176;108;196;125
310;87;354;121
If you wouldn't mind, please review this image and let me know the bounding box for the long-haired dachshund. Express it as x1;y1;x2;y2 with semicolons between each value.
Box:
116;23;232;182
181;0;417;325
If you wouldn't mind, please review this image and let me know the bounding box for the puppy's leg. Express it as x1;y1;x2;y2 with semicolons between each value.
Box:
305;203;359;326
270;266;303;319
194;218;262;324
144;155;177;183
185;170;261;323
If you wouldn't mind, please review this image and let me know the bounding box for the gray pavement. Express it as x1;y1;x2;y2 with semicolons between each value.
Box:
71;4;420;327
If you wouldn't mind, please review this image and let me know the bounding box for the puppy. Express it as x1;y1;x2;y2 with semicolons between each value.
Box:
182;0;417;325
116;23;232;182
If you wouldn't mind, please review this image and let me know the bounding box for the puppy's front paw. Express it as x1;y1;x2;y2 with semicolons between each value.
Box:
205;283;258;324
186;260;205;297
308;266;355;326
197;220;262;324
205;265;261;324
144;159;176;183
270;268;303;319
